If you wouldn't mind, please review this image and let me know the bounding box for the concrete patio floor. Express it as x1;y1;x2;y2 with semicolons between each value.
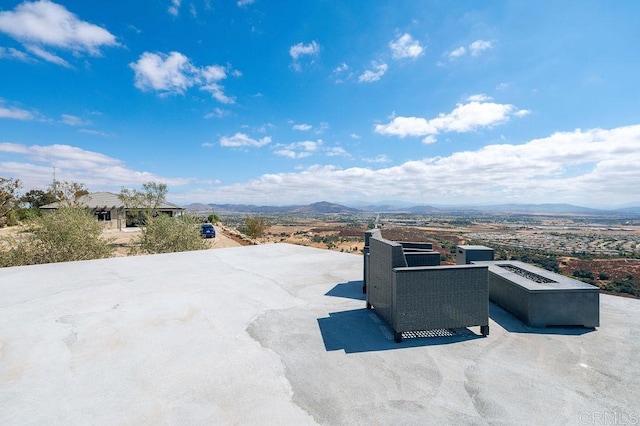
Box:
1;243;639;425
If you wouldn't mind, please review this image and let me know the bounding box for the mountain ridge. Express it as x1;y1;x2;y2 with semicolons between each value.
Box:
182;201;640;216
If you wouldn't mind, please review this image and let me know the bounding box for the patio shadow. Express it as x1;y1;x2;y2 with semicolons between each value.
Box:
324;280;365;301
317;308;483;354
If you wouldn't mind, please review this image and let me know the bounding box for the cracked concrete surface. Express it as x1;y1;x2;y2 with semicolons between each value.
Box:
1;244;639;425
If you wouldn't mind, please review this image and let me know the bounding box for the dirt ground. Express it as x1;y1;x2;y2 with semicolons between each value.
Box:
558;256;640;282
104;225;243;256
260;223;365;254
0;224;243;257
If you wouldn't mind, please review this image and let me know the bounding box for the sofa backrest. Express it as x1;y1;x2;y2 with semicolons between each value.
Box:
404;251;441;267
399;241;434;250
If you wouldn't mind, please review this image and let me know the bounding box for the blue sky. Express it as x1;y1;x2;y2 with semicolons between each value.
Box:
1;0;640;207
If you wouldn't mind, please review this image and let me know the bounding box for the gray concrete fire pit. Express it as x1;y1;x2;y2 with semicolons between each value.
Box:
474;260;600;328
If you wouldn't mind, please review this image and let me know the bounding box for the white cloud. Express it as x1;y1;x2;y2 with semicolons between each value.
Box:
376;116;437;138
182;124;640;206
422;135;437;144
447;46;466;60
515;109;531;117
201;83;235;104
130;51;193;93
289;41;319;71
22;144;121;169
289;41;320;59
363;154;390;164
130;51;234;101
237;0;255;6
375;98;522;138
168;0;181;16
0;142;192;191
204;108;228;119
0;46;29;61
350;133;360;139
201;64;227;82
274;140;322;159
326;146;350;157
358;62;388;83
273;149;297;158
0;0;119;66
389;33;424;59
293;123;312;131
78;129;109;137
25;43;70;66
446;39;493;61
0;142;29;154
61;114;87;126
316;122;329;134
467;94;492;102
256;123;275;133
6;125;640;207
0;105;35;120
333;63;353;83
333;63;349;73
219;132;271;148
469;40;493;56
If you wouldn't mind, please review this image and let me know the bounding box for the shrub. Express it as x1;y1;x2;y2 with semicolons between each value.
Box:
0;177;21;227
0;207;114;267
242;216;268;239
130;214;207;255
572;269;595;280
603;279;639;297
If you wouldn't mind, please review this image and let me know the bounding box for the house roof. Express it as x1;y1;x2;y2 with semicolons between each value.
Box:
0;244;638;424
40;191;184;210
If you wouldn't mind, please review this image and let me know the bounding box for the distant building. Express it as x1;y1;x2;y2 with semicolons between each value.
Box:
40;191;184;230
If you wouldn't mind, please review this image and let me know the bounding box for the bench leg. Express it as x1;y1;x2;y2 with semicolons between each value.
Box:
366;301;372;310
481;325;489;336
394;331;403;343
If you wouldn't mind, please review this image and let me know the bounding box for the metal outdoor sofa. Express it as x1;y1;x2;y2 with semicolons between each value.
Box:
365;231;489;342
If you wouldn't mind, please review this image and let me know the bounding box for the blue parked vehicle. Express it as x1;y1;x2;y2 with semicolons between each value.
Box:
200;223;216;238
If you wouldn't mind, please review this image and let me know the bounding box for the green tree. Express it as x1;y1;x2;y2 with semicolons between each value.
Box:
0;207;114;267
207;214;220;223
0;177;22;227
21;189;58;209
130;213;207;255
242;216;268;239
119;181;168;225
18;189;59;221
49;180;89;206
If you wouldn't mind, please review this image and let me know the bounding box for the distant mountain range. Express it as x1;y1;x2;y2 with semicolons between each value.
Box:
184;201;360;214
183;201;640;216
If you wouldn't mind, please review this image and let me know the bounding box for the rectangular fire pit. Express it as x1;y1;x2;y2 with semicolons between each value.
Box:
474;260;600;328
